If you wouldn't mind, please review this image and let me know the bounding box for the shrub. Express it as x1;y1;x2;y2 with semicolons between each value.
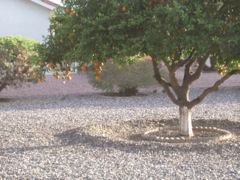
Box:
87;57;168;96
0;36;40;92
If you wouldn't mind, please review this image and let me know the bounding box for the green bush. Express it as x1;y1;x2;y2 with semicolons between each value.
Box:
87;58;168;96
0;36;40;92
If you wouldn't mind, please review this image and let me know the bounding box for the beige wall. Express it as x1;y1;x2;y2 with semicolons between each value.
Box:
0;0;52;42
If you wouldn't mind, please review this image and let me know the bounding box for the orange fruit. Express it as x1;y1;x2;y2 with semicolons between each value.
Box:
81;65;87;71
221;67;227;73
70;11;75;15
95;75;101;81
121;6;127;13
38;61;44;66
65;70;70;76
33;72;38;77
47;63;53;68
38;78;45;83
54;74;60;79
66;8;71;13
236;64;240;68
66;76;72;81
93;61;99;67
95;67;101;74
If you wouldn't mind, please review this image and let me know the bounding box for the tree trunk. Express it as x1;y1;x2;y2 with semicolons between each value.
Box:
179;106;194;137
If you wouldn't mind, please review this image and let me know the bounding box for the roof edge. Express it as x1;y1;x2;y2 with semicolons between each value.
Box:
30;0;60;10
42;0;59;7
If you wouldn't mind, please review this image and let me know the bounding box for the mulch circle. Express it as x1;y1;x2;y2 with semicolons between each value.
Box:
142;126;233;143
87;119;239;144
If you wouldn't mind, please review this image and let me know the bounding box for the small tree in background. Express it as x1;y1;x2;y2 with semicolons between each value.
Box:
87;58;167;96
0;36;40;92
38;0;240;136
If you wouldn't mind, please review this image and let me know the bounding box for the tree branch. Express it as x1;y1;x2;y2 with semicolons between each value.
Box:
188;52;211;84
189;70;240;109
163;59;181;93
183;58;197;83
162;59;172;72
151;55;179;105
171;51;182;68
218;3;227;13
174;49;196;71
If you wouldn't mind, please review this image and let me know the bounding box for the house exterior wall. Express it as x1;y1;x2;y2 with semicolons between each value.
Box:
0;0;52;42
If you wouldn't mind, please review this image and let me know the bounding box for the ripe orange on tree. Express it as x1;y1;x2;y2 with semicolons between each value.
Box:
70;11;76;16
66;76;72;81
66;8;71;13
54;74;60;79
47;63;53;69
121;6;127;13
38;78;45;83
65;70;70;76
80;65;87;71
221;67;227;73
93;61;99;67
95;75;101;81
95;67;101;74
33;72;38;77
218;66;227;75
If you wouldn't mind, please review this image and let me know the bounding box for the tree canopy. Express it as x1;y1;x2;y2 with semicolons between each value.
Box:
42;0;240;70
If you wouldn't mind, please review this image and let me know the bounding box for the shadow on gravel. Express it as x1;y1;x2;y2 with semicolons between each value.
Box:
0;98;12;103
54;119;240;154
0;119;239;156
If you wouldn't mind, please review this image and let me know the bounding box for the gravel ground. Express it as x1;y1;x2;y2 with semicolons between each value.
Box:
0;72;240;179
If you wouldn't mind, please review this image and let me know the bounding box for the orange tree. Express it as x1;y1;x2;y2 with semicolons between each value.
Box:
38;0;240;136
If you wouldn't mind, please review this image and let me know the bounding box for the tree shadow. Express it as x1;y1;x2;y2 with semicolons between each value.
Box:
0;119;239;156
53;119;240;154
193;119;240;135
0;98;13;103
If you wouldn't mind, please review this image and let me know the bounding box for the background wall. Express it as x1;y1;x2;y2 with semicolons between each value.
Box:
0;0;52;42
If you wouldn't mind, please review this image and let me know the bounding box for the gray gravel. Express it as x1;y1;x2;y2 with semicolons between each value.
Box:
0;87;240;179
